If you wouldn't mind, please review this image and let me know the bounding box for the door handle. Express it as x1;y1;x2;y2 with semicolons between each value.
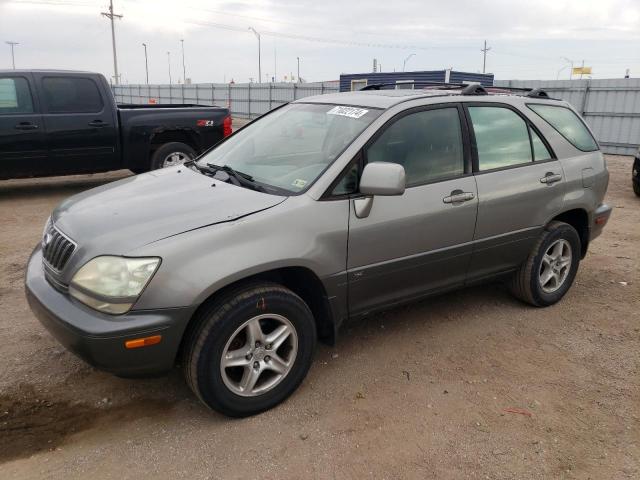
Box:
88;120;109;127
540;172;562;184
14;122;39;130
443;190;475;204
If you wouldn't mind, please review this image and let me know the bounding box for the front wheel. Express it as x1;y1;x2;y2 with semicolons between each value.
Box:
184;283;316;417
510;221;581;307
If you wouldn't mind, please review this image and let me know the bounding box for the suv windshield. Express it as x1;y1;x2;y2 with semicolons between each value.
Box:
197;103;381;194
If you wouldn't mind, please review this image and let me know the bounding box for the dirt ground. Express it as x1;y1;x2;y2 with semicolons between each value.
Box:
0;155;638;479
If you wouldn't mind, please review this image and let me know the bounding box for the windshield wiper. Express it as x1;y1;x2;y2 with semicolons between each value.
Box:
204;163;266;193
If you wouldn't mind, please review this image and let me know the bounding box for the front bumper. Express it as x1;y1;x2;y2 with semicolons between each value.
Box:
25;246;195;376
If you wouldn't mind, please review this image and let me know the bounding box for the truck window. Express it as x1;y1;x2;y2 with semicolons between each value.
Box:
0;77;34;114
42;77;104;113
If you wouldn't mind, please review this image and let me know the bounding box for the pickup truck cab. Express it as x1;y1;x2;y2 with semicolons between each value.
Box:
0;70;231;179
26;85;611;417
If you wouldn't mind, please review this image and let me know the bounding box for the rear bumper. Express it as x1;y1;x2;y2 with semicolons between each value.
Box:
25;246;195;376
590;203;612;242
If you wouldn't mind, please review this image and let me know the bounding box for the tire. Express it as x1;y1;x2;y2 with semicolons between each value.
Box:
150;142;196;170
633;180;640;197
184;283;316;417
509;221;581;307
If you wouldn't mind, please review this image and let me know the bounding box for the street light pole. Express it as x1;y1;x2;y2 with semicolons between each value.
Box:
167;51;172;84
5;41;18;69
297;56;300;82
101;0;123;85
248;27;261;83
180;39;186;83
142;43;149;84
562;56;574;80
402;53;415;72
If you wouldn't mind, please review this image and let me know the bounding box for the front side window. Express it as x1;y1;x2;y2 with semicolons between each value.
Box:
0;77;34;114
528;104;598;151
197;103;381;194
469;106;532;170
42;77;104;113
366;107;465;186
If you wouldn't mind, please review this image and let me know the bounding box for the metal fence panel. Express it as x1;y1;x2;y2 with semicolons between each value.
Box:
114;79;638;155
495;78;640;155
113;81;339;119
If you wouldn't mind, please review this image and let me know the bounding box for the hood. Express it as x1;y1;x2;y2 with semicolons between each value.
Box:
52;166;286;254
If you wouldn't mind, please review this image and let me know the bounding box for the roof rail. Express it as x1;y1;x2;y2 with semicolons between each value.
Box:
461;84;488;96
525;88;550;98
358;81;556;99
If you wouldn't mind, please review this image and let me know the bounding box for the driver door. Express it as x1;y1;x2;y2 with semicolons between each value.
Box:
346;105;478;316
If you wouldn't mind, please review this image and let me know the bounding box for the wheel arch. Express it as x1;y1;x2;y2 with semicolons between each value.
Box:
549;208;590;258
149;129;201;157
177;266;337;366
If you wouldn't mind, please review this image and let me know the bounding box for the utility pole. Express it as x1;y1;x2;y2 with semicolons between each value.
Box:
5;41;18;69
180;39;186;83
481;40;491;74
101;0;123;85
142;43;149;84
248;27;261;83
297;56;300;83
402;53;415;72
167;51;172;84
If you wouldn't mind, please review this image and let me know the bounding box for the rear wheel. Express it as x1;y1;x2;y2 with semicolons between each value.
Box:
184;283;316;417
633;180;640;197
150;142;196;170
510;221;581;307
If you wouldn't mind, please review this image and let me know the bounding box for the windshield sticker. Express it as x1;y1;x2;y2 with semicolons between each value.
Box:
292;179;307;188
327;106;369;119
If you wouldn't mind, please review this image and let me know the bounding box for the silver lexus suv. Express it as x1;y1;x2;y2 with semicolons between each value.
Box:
26;84;611;417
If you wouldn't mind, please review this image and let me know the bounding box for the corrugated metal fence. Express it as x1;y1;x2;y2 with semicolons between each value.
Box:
495;78;640;155
113;78;640;156
112;81;339;119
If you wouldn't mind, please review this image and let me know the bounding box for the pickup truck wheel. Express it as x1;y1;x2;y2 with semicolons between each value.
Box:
633;180;640;197
151;142;196;170
509;221;581;307
184;283;316;417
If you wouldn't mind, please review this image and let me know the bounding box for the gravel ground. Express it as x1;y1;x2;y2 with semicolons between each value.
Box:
0;154;638;479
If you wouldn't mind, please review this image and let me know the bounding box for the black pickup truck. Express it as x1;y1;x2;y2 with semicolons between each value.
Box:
0;70;231;179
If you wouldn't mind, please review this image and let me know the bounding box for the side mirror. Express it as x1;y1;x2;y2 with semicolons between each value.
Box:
359;162;406;196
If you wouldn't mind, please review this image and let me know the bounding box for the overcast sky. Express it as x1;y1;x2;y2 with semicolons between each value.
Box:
0;0;638;84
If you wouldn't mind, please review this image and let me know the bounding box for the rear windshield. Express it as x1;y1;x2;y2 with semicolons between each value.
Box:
528;104;598;152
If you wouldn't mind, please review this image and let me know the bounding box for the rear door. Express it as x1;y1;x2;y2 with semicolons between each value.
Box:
346;104;478;316
34;73;117;174
464;103;565;281
0;73;47;178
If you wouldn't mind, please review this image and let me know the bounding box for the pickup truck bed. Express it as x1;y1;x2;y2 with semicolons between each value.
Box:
0;70;231;179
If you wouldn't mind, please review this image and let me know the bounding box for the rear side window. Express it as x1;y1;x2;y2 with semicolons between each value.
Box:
469;107;532;170
42;77;103;113
0;77;34;114
366;107;464;186
528;104;598;152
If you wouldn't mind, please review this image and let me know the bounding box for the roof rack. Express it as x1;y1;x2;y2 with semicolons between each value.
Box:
360;80;551;99
359;81;552;98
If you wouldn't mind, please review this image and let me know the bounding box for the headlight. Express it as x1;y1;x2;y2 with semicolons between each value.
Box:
69;256;161;314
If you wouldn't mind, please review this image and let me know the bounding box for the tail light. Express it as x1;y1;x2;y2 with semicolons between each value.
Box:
223;116;232;137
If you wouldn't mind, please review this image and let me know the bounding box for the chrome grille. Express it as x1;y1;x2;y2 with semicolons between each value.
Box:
42;223;76;272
